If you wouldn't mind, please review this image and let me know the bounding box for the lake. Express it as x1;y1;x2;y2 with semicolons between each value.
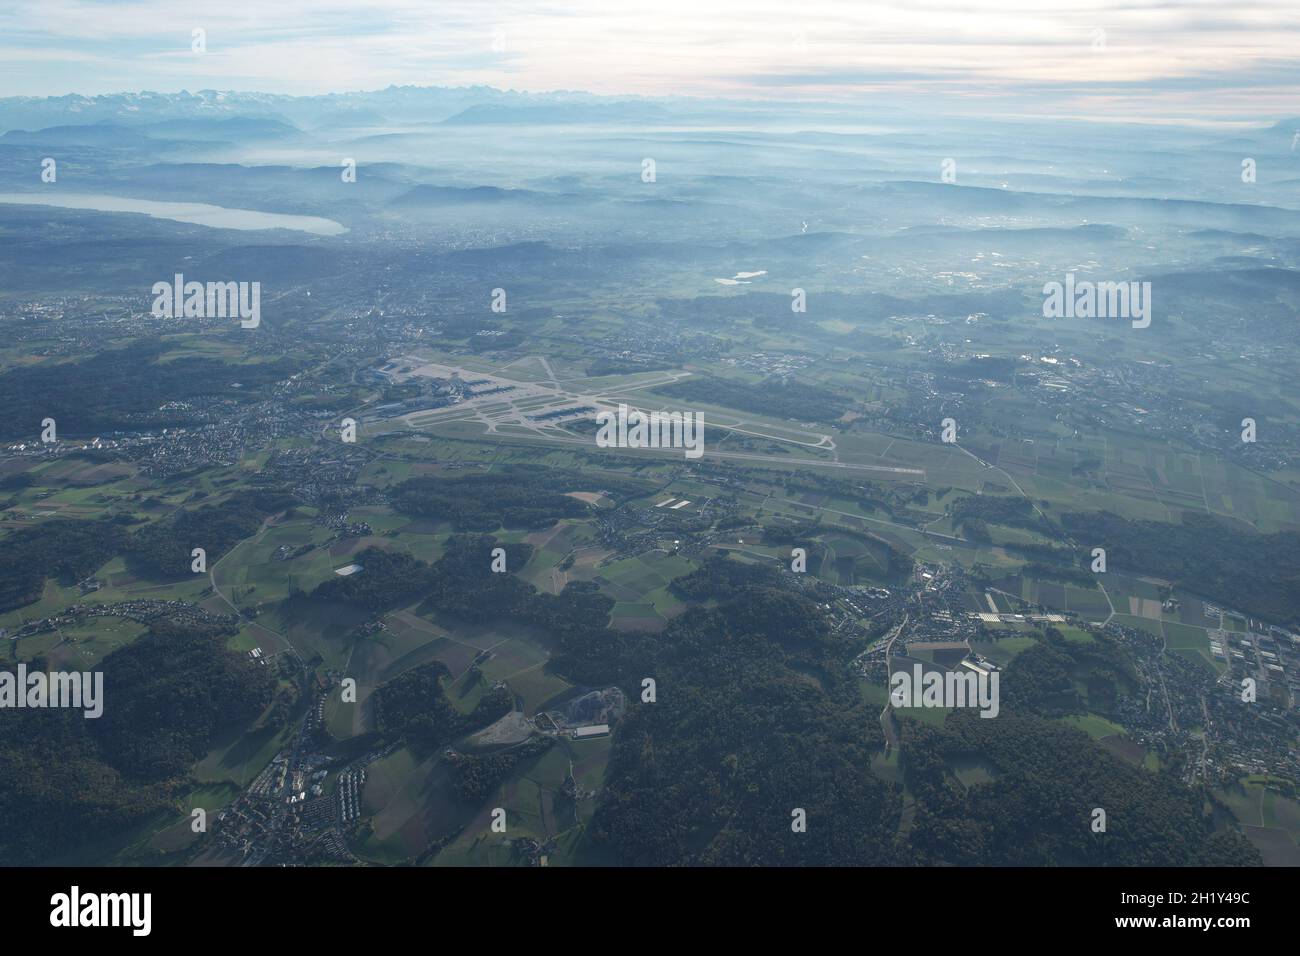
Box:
0;192;346;236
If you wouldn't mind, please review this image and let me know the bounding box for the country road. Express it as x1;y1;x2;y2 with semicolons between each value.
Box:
879;612;910;753
208;514;303;662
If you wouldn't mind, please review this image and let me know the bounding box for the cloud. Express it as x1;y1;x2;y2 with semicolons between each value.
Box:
1;0;1298;124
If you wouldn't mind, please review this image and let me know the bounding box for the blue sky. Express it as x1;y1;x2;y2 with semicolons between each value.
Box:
2;0;1298;125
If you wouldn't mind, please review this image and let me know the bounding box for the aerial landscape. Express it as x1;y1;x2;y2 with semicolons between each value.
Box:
0;2;1298;902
